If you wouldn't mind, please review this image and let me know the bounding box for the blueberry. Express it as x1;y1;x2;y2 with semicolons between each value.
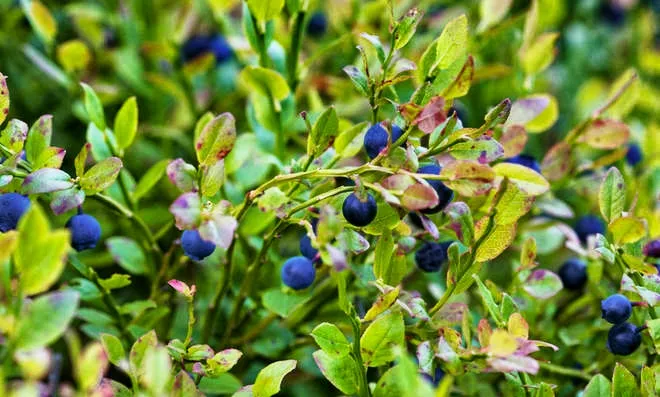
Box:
181;229;216;261
625;142;643;166
307;12;328;37
363;123;404;159
600;1;626;27
601;294;632;324
415;241;452;272
299;235;318;260
421;368;444;386
182;35;232;63
66;214;102;252
504;154;542;174
208;35;233;63
281;256;316;290
0;193;30;232
643;239;660;258
575;215;605;244
558;258;588;290
607;323;642;355
417;164;454;214
103;28;119;49
342;193;377;227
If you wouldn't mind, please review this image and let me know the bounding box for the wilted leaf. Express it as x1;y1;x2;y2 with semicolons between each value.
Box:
195;113;236;166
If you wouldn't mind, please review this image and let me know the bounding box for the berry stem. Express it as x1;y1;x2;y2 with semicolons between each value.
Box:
286;10;306;92
538;362;591;381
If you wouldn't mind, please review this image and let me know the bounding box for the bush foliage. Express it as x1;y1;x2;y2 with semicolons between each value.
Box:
0;0;659;396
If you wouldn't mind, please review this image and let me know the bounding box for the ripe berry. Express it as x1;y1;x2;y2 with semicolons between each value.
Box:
417;164;454;214
299;235;318;260
281;256;316;290
363;123;404;159
625;142;643;166
66;213;102;252
558;258;588;290
607;323;642;356
601;294;632;324
208;35;233;63
575;215;606;244
307;12;328;37
504;154;542;174
643;239;660;258
0;193;30;232
600;1;626;27
182;35;232;63
342;193;377;227
415;241;452;272
181;229;216;261
422;367;445;386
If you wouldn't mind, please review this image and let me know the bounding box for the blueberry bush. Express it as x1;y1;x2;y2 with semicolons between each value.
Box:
0;0;659;396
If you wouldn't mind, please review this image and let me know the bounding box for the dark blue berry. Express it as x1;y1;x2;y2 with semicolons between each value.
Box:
281;256;316;290
66;214;102;252
182;35;232;63
417;164;454;214
607;323;642;356
600;2;626;27
299;235;318;260
601;294;632;324
644;239;660;258
181;229;216;261
208;35;233;63
0;193;30;232
625;142;643;166
307;12;328;37
575;215;606;244
342;193;377;227
558;258;588;290
363;123;404;159
504;154;542;174
415;241;452;272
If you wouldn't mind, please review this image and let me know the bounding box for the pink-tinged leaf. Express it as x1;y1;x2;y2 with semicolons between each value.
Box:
195;113;236;166
489;355;539;375
514;340;539;356
22;168;73;194
621;274;660;306
500;125;528;158
401;183;439;211
325;244;348;271
578;119;630;149
0;73;9;126
414;97;447;134
445;202;474;245
168;280;195;297
170;192;201;230
396;290;429;321
198;213;237;249
0;119;28;152
506;95;550;126
523;270;563;299
167;158;198;192
369;183;401;206
418;213;440;240
448;136;504;164
50;188;85;215
80;157;123;195
439;160;495;196
380;174;416;191
541;141;572;181
435;302;468;324
34;146;66;169
25;114;53;164
417;341;434;375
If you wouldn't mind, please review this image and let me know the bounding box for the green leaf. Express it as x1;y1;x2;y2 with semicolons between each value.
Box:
523;270;562;299
473;275;503;325
599;167;625;223
439;160;495;196
199;374;242;395
133;159;169;201
81;83;106;131
0;73;9;126
308;107;339;157
239;66;290;105
448;135;503;163
493;163;549;196
141;345;172;394
364;286;400;322
474;222;516;262
75;143;91;178
50;187;85;215
446;202;475;246
343;66;369;96
172;370;200;397
420;14;468;78
373;229;394;282
246;0;284;23
610;216;646;245
195;113;236;166
77;342;108;391
114;97;138;150
312;350;360;395
129;330;158;379
14;290;80;349
98;274;131;290
252;359;297;397
0;119;28;153
206;349;243;376
478;0;513;31
442;55;475;100
262;288;309;317
507;94;558;133
21;0;57;45
363;202;399;236
521;32;559;76
311;323;351;358
612;363;640;397
641;366;655;397
25;114;52;164
167;159;198;192
107;237;149;275
22;168;74;194
101;333;126;367
393;8;423;50
56;40;91;73
80;157;123;195
520;236;537;269
604;68;640;119
334;122;368;158
360;310;405;367
201;160;225;197
578;119;630;149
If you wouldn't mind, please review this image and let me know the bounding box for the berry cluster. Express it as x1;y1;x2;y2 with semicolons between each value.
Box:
601;294;642;355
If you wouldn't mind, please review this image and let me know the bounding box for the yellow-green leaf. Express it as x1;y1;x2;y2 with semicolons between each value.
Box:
22;0;57;45
521;32;559;76
114;96;138;150
610;216;646;245
0;73;9;126
493;163;549;196
604;69;640;120
56;40;91;73
246;0;284;23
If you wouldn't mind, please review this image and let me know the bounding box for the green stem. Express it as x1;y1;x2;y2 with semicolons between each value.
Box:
184;296;195;347
287;11;306;92
538;362;591;381
349;310;371;397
